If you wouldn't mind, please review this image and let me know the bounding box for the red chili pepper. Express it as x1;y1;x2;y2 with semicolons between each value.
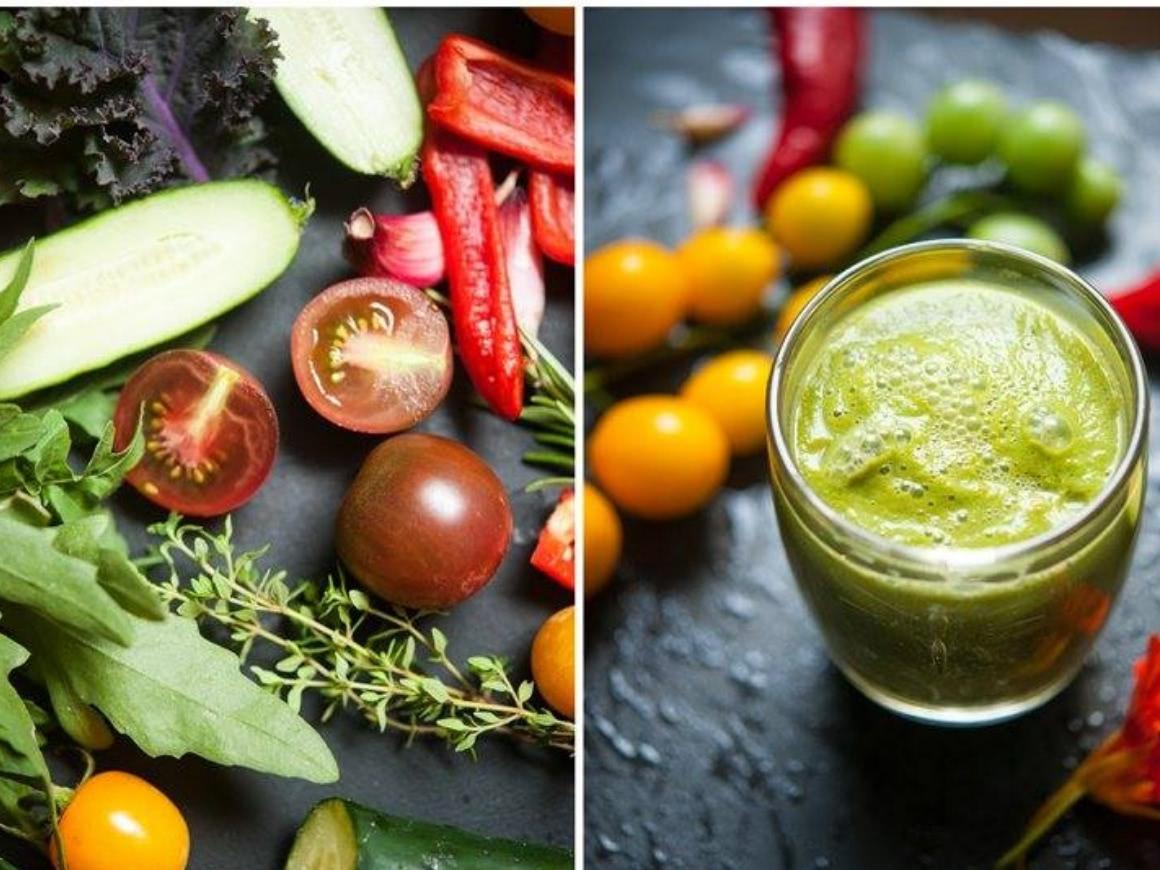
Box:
428;35;575;175
420;63;524;421
1110;267;1160;354
528;172;575;265
752;8;865;210
531;488;575;590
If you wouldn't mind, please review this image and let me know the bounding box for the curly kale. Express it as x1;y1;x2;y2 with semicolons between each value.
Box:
0;8;281;212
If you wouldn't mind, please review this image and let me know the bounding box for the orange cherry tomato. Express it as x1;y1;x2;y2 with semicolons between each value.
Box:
677;227;781;326
774;275;832;344
681;350;774;456
525;7;575;36
52;771;189;870
584;240;688;358
532;606;575;718
583;483;622;597
589;395;730;519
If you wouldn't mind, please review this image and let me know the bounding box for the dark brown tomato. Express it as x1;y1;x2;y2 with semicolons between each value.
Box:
291;278;453;434
112;350;278;517
336;434;512;609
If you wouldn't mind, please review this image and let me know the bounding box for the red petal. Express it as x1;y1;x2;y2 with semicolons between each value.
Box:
1125;635;1160;747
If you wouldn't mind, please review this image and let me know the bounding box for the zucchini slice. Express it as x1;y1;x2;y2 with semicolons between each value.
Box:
286;799;573;870
254;8;423;184
0;180;307;399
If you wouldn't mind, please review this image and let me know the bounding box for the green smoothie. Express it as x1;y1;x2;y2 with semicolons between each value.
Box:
792;279;1125;548
771;264;1145;723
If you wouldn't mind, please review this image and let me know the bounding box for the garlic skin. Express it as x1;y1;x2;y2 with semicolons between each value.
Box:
344;208;445;288
687;160;734;229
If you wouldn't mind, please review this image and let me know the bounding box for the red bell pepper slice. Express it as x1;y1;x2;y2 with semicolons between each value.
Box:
531;489;575;590
421;63;524;421
428;35;575;175
529;172;575;266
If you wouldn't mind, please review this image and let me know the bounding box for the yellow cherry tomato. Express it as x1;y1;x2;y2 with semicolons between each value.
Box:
532;606;575;718
590;395;730;519
774;274;832;344
525;7;574;36
584;483;622;597
765;168;872;271
584;240;689;359
681;350;774;456
53;771;189;870
677;227;781;326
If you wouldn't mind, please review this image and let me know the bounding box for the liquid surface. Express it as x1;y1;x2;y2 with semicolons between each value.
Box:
792;280;1125;547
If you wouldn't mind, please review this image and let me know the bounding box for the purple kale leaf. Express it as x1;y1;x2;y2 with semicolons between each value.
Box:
0;8;280;212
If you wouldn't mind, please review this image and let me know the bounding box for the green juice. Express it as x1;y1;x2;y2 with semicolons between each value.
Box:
793;280;1124;547
774;271;1145;722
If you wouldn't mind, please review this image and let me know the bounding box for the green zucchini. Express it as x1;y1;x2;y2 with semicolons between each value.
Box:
253;8;423;184
285;799;573;870
0;180;307;399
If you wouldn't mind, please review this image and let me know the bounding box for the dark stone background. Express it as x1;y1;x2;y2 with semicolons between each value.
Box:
585;9;1160;869
0;8;574;869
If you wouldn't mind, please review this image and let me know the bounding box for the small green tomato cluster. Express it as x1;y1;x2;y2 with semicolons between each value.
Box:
832;80;1123;266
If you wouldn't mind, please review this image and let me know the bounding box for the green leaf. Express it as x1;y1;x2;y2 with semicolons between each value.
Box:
0;405;45;461
0;633;53;842
0;502;134;645
53;513;166;621
10;609;338;783
0;240;33;323
0;304;56;362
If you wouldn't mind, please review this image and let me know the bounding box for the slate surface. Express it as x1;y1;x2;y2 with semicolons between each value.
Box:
0;8;574;869
585;9;1160;869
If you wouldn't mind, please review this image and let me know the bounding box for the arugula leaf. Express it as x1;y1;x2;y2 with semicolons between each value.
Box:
53;513;166;621
0;242;55;364
0;241;34;323
0;408;143;522
0;9;280;212
0;634;54;842
0;501;137;645
11;609;339;784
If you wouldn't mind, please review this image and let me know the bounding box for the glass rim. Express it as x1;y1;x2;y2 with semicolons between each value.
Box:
767;238;1149;574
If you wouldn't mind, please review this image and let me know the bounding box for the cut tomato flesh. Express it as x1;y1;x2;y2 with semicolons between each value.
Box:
114;350;278;517
291;278;453;434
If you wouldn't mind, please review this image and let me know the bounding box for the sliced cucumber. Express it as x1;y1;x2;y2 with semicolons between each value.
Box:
286;799;573;870
254;8;423;184
0;180;307;399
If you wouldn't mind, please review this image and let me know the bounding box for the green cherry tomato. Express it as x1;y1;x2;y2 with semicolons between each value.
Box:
998;101;1086;195
925;80;1008;165
967;212;1071;265
834;111;928;212
1065;157;1123;227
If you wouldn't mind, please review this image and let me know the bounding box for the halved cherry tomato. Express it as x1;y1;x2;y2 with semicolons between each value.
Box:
51;771;189;870
112;350;277;517
531;488;575;589
291;278;453;434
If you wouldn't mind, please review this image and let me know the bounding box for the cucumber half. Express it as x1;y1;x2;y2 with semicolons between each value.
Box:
254;8;423;184
0;180;307;400
286;799;574;870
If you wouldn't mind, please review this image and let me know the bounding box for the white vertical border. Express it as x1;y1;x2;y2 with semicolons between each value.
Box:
572;4;586;868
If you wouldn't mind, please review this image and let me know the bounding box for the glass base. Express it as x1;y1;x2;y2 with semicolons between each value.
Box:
834;657;1083;727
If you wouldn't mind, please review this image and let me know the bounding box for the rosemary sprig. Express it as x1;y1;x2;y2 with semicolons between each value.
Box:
425;289;575;489
519;328;575;488
147;516;574;754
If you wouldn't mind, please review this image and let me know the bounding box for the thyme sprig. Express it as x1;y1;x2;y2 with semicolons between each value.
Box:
147;516;575;754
